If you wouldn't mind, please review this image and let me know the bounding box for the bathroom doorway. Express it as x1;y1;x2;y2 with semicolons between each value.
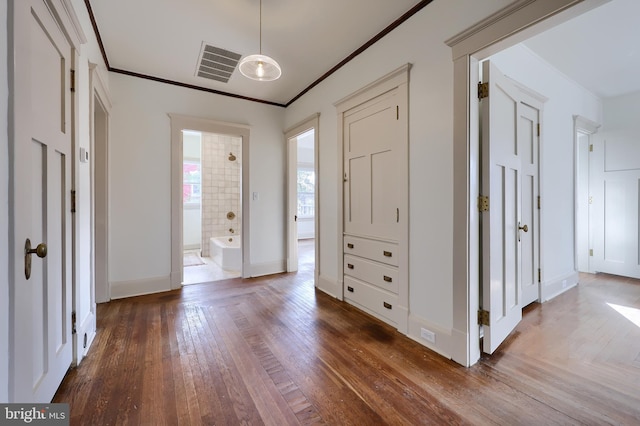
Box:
182;130;243;284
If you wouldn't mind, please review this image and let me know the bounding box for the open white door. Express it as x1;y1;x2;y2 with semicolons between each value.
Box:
287;135;299;272
10;0;74;401
480;61;524;354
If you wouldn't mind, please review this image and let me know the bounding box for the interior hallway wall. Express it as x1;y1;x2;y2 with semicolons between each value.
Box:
108;72;285;296
1;0;10;403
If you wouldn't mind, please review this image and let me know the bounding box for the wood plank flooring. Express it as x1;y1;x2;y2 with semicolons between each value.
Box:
54;257;640;424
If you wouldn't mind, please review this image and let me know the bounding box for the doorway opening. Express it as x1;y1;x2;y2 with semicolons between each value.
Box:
182;130;242;285
169;114;250;290
285;114;320;281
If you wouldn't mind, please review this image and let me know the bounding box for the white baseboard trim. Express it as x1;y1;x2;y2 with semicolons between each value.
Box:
250;260;286;277
407;314;453;360
74;310;96;366
542;270;579;302
110;275;172;299
317;274;341;300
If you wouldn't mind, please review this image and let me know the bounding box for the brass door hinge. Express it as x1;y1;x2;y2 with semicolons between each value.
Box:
537;123;541;137
537;196;541;210
538;268;541;283
71;311;77;334
589;144;594;152
589;249;593;257
478;195;489;212
70;69;76;93
71;190;76;213
478;309;490;326
478;82;489;99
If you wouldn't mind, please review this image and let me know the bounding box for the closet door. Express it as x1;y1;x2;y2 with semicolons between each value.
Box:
343;89;402;241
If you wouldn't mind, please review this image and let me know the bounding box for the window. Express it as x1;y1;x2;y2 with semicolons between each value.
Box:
183;160;201;206
297;168;315;218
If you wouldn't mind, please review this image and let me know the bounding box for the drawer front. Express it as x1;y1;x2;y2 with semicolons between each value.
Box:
343;235;398;266
344;254;398;294
344;276;399;325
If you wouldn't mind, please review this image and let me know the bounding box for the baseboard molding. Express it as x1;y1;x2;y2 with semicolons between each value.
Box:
250;260;286;278
110;275;172;299
74;310;96;366
407;314;453;360
317;274;341;300
451;327;477;367
542;270;579;302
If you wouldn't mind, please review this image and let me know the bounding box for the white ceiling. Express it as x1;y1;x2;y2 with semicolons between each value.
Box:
523;0;640;99
88;0;425;106
88;0;639;106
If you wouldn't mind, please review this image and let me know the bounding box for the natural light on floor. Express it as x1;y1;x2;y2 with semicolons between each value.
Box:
607;303;640;328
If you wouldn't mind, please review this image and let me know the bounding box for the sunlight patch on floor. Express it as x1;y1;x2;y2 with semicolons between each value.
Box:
607;302;640;328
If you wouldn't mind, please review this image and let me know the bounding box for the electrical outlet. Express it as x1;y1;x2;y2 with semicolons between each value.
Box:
420;328;435;344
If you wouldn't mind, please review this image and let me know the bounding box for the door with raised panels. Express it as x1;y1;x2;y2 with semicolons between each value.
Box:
11;0;74;402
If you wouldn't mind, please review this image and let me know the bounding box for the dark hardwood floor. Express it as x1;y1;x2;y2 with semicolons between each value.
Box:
54;245;640;424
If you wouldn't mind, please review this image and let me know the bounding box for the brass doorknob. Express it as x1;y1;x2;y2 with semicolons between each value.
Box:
24;238;47;280
518;223;528;233
26;240;47;258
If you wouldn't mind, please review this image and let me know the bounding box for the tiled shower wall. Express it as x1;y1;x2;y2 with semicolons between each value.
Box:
201;133;242;257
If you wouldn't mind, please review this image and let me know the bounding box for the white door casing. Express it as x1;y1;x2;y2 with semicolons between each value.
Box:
480;61;523;354
11;0;74;402
287;135;299;272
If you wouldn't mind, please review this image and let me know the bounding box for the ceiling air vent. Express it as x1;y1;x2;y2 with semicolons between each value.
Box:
195;43;242;83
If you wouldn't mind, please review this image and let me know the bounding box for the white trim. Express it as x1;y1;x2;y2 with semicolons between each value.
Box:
110;276;172;299
334;64;411;113
448;0;610;367
317;274;341;299
45;0;87;48
250;260;286;278
541;271;579;302
407;314;453;359
169;114;251;288
573;115;600;134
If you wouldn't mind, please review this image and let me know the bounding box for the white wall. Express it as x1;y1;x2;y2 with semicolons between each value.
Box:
1;0;9;403
182;132;201;249
600;91;640;170
490;44;602;297
284;0;515;351
109;73;285;293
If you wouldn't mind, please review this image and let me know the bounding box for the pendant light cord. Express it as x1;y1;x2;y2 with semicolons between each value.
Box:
259;0;262;55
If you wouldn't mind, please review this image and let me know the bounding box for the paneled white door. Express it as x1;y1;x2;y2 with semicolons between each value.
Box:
590;140;640;279
480;61;523;354
11;0;73;402
344;89;402;241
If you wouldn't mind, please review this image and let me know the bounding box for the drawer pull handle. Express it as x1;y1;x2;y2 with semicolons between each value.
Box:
383;275;392;282
347;243;354;249
347;286;354;293
383;251;392;257
383;302;392;310
347;263;354;269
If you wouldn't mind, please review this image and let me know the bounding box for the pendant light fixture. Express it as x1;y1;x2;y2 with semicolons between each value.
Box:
239;0;281;81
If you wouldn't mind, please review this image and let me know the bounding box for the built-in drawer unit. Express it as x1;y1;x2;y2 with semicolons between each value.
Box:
344;254;398;294
343;235;398;266
344;276;399;325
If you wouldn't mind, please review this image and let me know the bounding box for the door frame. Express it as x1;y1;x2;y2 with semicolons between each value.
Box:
169;114;251;287
285;114;319;276
446;0;610;366
573;115;600;273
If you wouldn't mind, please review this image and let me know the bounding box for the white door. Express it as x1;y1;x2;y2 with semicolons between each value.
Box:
480;61;524;354
344;89;402;241
591;139;640;279
519;102;540;306
287;135;299;272
11;0;73;402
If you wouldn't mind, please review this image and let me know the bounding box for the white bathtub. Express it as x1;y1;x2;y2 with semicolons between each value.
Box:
210;236;242;271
